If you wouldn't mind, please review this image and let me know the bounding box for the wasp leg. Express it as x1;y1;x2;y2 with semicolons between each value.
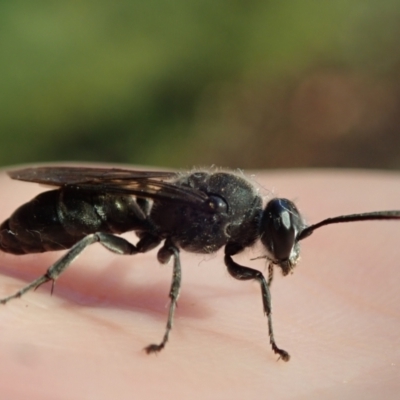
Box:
224;244;290;362
0;232;159;304
145;241;181;354
267;263;274;287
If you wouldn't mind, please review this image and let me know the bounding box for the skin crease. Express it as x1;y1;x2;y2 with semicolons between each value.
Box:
0;167;399;399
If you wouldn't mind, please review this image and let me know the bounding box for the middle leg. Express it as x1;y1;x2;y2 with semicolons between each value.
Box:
145;240;182;353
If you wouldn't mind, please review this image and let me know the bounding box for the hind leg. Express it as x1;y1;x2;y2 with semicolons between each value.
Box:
0;232;160;304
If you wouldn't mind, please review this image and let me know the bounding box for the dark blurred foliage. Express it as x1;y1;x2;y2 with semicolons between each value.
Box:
1;1;400;169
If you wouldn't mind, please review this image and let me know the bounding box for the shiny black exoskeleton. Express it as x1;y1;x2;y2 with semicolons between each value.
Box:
1;166;399;361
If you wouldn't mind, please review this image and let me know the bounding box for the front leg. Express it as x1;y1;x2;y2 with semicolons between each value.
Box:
224;243;290;361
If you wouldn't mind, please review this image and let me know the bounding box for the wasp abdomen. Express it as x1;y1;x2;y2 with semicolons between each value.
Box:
0;187;149;255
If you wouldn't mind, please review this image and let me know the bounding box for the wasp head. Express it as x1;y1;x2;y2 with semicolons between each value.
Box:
260;198;306;276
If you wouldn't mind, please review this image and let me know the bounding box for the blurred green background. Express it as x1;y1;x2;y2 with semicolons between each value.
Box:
1;1;400;170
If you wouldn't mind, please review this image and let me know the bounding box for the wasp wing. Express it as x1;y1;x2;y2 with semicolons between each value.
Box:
8;166;208;205
9;166;177;184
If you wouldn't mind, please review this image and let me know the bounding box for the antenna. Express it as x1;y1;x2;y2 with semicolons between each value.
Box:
297;210;400;241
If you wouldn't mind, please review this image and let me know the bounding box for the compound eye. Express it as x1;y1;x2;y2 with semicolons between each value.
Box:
260;198;304;261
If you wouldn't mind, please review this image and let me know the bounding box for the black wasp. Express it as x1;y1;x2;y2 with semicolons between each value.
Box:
0;166;399;361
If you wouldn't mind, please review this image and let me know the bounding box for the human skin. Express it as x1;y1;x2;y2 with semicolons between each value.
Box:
0;167;399;399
